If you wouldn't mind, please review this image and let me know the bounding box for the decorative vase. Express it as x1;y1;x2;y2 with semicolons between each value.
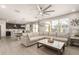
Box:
48;37;54;43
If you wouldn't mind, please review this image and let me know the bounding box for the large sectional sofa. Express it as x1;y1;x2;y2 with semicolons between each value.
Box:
21;32;69;47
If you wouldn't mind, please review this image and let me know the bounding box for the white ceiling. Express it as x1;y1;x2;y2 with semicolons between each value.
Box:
0;4;79;24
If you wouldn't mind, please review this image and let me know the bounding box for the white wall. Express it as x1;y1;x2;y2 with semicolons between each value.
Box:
0;20;6;37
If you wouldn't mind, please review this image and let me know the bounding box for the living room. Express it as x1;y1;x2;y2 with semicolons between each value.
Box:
0;4;79;55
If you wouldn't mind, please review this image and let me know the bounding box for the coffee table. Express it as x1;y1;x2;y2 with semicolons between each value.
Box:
37;39;65;55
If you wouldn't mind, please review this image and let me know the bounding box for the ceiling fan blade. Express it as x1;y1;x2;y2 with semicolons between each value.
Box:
45;13;50;15
43;5;52;11
45;10;55;12
36;5;42;12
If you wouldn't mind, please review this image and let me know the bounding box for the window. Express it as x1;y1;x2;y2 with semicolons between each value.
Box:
52;20;59;32
52;18;69;33
33;23;38;32
45;22;51;32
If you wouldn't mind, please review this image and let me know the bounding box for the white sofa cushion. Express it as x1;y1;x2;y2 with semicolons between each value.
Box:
57;32;69;38
33;32;39;36
53;37;68;42
44;36;53;39
49;32;56;36
28;32;39;38
28;32;33;37
44;36;68;42
43;32;49;36
39;32;44;36
30;36;45;41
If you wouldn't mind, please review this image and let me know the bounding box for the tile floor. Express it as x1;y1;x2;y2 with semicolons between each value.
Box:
0;37;79;55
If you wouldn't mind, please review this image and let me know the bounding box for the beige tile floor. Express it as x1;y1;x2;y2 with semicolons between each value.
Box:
0;37;79;55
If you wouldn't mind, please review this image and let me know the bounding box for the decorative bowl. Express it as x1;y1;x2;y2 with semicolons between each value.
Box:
48;37;54;43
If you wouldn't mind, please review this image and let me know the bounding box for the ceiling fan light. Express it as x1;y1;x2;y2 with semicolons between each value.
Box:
40;12;42;15
72;9;76;12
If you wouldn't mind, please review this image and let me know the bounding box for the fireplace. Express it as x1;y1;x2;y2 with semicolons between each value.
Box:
6;31;11;36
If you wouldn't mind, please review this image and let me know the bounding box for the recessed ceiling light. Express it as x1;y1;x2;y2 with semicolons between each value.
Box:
72;9;76;12
1;5;6;8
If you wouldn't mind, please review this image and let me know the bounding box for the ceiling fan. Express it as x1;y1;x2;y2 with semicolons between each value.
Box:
36;4;55;17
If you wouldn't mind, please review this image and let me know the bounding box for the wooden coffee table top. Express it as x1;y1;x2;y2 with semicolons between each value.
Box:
38;39;65;50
